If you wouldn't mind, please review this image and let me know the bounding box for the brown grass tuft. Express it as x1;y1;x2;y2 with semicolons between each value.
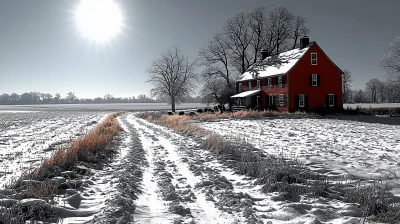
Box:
28;113;122;180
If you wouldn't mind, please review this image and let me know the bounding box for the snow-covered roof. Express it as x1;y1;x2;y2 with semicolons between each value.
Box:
230;89;260;98
239;46;310;81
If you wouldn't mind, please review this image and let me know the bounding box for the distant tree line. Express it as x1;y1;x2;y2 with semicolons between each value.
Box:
342;36;400;104
0;92;202;105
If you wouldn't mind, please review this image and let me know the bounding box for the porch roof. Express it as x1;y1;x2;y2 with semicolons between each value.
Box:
230;89;261;98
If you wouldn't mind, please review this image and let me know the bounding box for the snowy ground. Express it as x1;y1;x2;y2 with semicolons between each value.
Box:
2;111;395;223
0;110;107;188
124;114;365;224
344;103;400;108
200;117;400;197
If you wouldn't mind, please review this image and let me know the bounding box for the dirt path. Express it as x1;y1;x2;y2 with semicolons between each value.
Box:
127;115;240;224
127;115;365;224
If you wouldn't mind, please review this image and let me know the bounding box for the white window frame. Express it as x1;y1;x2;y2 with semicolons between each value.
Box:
278;76;283;88
238;83;242;93
279;94;284;106
312;74;318;86
311;53;317;65
257;80;261;90
328;94;334;107
299;94;305;107
267;78;272;88
248;81;252;90
269;95;274;106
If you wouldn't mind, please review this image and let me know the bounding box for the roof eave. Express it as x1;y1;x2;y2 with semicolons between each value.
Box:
313;42;345;74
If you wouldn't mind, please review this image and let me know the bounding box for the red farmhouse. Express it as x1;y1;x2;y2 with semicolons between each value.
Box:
231;36;344;112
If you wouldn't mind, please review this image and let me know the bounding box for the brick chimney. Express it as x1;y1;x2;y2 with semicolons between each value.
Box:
300;36;310;49
260;49;268;60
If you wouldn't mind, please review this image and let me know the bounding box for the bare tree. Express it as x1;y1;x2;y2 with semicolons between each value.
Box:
198;34;237;105
365;78;381;103
249;6;269;64
381;36;400;82
147;47;197;112
341;69;353;103
198;5;309;107
353;89;365;103
291;15;309;49
376;81;386;103
224;12;253;74
200;77;232;105
385;77;399;103
269;5;294;54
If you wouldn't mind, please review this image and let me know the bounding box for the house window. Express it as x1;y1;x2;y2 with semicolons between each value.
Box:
257;80;261;89
312;74;318;86
267;78;272;88
269;95;274;106
238;83;242;93
299;94;305;107
278;76;283;88
248;81;252;90
328;94;334;107
311;53;317;65
279;94;284;106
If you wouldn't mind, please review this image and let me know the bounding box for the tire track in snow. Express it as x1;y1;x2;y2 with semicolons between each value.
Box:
60;116;135;223
127;116;180;224
129;115;239;224
132;115;364;224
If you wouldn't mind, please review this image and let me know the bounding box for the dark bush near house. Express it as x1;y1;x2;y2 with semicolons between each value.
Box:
253;105;265;111
312;105;343;115
178;111;185;116
197;109;203;114
361;107;400;115
208;109;214;114
168;112;173;116
204;108;209;112
188;112;196;116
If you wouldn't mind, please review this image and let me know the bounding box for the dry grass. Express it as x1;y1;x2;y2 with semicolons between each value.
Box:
138;109;306;122
23;182;57;200
46;113;121;166
0;113;123;222
24;113;122;181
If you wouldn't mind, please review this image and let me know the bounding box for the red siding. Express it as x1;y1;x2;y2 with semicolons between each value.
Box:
237;76;289;110
261;75;289;110
288;44;343;111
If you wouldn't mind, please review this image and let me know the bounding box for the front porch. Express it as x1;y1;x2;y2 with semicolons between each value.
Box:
231;90;262;110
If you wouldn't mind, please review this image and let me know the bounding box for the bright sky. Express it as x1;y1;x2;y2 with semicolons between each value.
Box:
0;0;398;98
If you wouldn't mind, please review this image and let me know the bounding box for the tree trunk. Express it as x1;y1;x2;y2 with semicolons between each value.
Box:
171;97;176;112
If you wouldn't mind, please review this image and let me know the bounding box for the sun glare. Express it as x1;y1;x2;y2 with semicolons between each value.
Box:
74;0;123;43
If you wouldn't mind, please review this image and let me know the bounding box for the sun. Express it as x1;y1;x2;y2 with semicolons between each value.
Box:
74;0;123;43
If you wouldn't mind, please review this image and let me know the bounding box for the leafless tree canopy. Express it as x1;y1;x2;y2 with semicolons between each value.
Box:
381;37;400;81
365;78;383;103
342;69;353;103
147;47;197;112
198;5;309;105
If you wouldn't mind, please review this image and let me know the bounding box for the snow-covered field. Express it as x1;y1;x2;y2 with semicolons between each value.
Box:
201;117;400;197
2;111;399;223
344;103;400;108
0;110;107;188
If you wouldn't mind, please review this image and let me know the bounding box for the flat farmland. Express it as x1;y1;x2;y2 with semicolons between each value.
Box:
201;117;400;196
0;110;107;187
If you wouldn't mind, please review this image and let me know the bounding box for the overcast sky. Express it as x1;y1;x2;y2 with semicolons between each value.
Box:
0;0;398;98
